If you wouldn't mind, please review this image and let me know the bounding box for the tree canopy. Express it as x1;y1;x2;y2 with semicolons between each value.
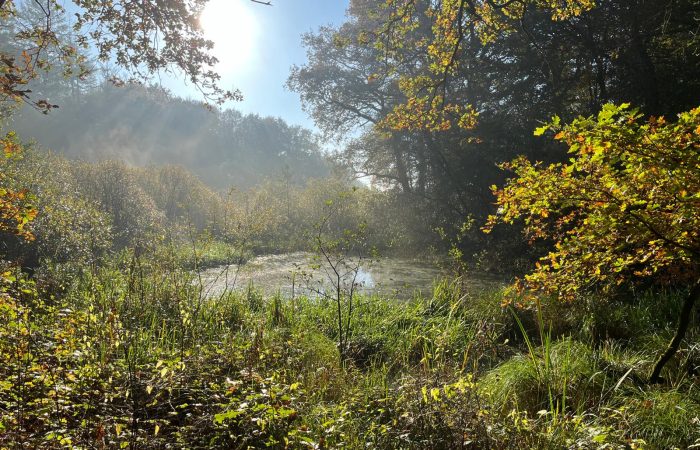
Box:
486;104;700;299
0;0;237;112
289;0;700;264
484;103;700;381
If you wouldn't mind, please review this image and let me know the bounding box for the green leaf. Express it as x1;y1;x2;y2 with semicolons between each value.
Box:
214;410;242;424
534;125;548;136
592;433;608;443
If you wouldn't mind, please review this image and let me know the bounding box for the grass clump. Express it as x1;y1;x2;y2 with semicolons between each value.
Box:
611;389;700;448
482;339;599;414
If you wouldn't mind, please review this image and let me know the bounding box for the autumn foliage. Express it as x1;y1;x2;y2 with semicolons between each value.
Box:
485;104;700;301
378;0;597;132
0;132;36;241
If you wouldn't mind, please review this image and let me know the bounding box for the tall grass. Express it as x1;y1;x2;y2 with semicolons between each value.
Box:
1;249;698;448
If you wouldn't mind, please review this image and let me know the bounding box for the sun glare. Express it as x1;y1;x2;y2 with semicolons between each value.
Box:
200;0;259;73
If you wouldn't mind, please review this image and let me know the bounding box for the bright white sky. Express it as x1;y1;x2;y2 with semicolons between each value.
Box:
161;0;349;131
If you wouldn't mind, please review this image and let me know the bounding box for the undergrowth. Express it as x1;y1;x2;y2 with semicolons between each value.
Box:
0;253;698;448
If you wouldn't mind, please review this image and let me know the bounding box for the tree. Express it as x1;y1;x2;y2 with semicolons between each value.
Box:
484;103;700;382
374;0;596;131
304;189;376;365
0;2;99;104
287;14;420;194
375;0;700;128
288;2;496;236
0;0;266;112
291;0;700;267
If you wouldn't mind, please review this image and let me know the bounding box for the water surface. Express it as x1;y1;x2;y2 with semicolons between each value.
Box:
199;252;498;299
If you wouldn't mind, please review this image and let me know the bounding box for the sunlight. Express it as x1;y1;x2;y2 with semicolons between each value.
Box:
199;0;259;73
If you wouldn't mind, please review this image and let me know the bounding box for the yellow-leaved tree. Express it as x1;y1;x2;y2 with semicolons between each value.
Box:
485;104;700;382
376;0;596;132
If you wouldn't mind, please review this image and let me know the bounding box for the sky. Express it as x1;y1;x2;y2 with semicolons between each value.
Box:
161;0;350;130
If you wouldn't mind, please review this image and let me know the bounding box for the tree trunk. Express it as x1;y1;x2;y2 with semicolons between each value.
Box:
390;134;412;193
630;10;660;115
649;279;700;383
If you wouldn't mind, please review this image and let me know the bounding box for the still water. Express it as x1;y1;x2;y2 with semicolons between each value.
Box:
199;252;498;299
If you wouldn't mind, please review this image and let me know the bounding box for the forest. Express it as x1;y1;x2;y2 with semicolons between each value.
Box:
1;0;699;448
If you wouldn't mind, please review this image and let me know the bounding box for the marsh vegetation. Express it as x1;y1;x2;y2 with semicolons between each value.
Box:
2;0;700;448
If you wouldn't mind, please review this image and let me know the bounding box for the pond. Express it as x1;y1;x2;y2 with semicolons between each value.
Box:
198;252;499;299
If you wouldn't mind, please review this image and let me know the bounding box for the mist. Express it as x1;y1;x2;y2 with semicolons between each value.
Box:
9;83;330;190
2;0;700;448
